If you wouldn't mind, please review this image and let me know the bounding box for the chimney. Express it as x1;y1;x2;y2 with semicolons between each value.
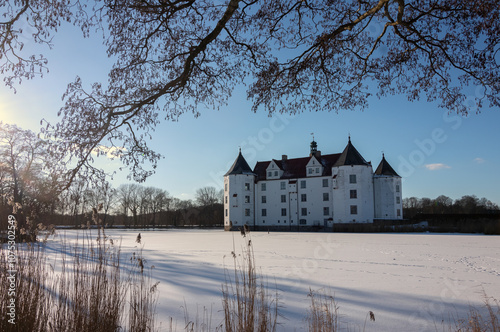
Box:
314;150;321;158
282;154;288;161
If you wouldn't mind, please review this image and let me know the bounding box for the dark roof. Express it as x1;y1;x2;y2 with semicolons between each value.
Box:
374;154;400;177
254;153;341;181
225;151;254;176
333;138;370;166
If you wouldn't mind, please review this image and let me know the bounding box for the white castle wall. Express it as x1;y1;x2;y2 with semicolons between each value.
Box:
224;174;255;228
374;176;403;220
332;165;374;223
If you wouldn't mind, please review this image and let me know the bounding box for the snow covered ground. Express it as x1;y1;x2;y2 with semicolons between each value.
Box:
47;229;500;331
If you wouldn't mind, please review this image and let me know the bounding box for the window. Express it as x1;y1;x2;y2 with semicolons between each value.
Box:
396;197;400;204
225;183;228;191
225;209;228;216
261;183;266;191
281;208;287;216
301;194;307;202
245;196;250;203
396;184;400;193
308;168;313;174
350;190;357;199
315;167;319;174
397;209;401;217
349;174;357;184
322;179;328;187
300;180;306;189
323;207;329;216
299;219;307;225
262;209;267;217
261;196;266;204
323;193;329;201
268;171;272;177
245;183;250;191
245;209;251;216
281;195;286;203
274;171;278;176
350;205;358;215
301;207;307;216
280;181;286;190
225;196;228;204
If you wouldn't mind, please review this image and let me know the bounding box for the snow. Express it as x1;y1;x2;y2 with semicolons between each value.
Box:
46;229;500;331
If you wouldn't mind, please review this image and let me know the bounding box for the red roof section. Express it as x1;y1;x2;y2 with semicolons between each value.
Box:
253;153;341;181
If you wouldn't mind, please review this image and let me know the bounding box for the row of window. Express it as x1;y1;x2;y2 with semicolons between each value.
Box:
307;167;321;175
261;207;331;217
267;170;279;177
227;206;401;218
226;190;369;205
261;178;331;191
226;205;362;219
225;192;399;205
224;174;368;193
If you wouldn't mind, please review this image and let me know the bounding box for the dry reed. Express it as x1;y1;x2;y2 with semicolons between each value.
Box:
0;228;158;332
306;288;339;332
221;235;278;332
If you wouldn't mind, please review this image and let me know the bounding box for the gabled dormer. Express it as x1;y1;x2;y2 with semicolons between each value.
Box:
306;155;323;177
266;159;283;179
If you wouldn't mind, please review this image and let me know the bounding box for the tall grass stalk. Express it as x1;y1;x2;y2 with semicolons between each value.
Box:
221;237;278;332
128;250;159;332
0;228;158;331
306;288;339;332
451;293;500;332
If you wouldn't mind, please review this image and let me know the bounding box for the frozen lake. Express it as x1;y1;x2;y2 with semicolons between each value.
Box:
48;229;500;331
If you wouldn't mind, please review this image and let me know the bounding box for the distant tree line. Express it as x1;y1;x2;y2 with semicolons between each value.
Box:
2;122;498;233
0;122;223;231
403;195;500;219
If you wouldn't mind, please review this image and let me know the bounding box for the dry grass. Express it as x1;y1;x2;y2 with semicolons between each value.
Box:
450;293;500;332
221;236;279;332
0;228;158;332
306;288;339;332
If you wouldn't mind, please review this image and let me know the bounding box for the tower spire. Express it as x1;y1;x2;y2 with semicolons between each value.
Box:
310;133;318;156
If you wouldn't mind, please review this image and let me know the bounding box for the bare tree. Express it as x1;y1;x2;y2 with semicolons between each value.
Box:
0;123;45;203
195;186;219;207
117;183;142;227
1;1;498;186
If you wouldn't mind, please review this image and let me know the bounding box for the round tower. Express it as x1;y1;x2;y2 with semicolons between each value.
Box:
223;150;256;231
373;153;403;220
331;137;374;223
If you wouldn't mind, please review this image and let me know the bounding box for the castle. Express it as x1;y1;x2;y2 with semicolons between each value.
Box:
223;138;402;231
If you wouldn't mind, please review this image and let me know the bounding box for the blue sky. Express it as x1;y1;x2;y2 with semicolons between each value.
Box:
1;24;499;205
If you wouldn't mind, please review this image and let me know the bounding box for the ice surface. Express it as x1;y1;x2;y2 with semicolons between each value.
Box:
47;229;500;331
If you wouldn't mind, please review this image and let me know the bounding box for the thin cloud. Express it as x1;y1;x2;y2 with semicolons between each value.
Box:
473;157;485;164
91;145;126;159
425;163;451;171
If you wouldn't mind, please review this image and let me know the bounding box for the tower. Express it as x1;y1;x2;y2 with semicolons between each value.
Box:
332;137;374;223
223;149;256;230
373;154;403;220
